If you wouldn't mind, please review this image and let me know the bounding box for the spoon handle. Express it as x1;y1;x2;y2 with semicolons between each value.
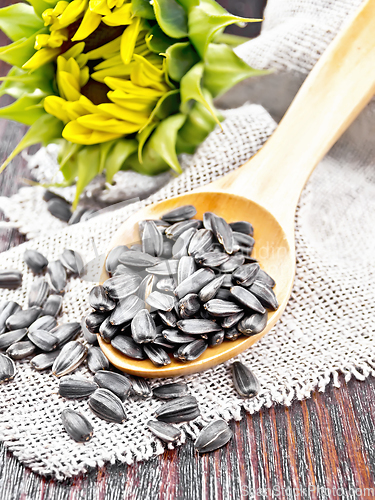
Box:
212;0;375;239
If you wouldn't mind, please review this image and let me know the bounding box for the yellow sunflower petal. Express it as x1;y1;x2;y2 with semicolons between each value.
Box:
89;0;111;16
98;103;149;124
79;66;90;87
105;77;166;97
91;64;134;82
102;3;132;26
120;17;142;65
44;95;70;122
85;35;121;60
57;70;81;100
63;120;122;144
107;90;156;111
77;113;141;134
71;7;102;41
22;47;61;70
55;0;88;29
63;42;85;60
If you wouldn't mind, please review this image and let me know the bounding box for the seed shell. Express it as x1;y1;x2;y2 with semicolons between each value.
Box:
47;198;72;222
103;274;142;300
28;315;57;333
6;340;36;360
153;382;189;400
196;252;229;268
255;269;276;288
89;285;116;311
204;299;243;317
249;281;279;310
172;227;197;259
162;329;196;344
109;295;145;326
88;388;126;423
220;254;245;273
198;275;225;302
0;353;16;383
143;344;171;367
0;270;22;289
147;420;182;443
131;376;152;398
177;256;196;285
24;249;48;274
158;310;177;328
146;259;179;276
61;409;93;442
156;278;176;293
94;370;132;401
221;311;245;329
188;229;214;257
137;274;156;304
229;221;254;236
52;341;88;377
99;316;119;343
177;319;221;335
28;329;58;351
142;220;164;257
42;294;63;317
174;268;215;300
111;335;146;360
119;250;160;268
131;309;157;343
30;351;60;371
60;249;84;275
28;279;49;308
224;327;240;341
176;339;208;362
237;313;268;336
105;245;129;274
161;205;197;223
232;263;260;287
59;376;98;399
208;330;225;347
47;261;67;293
52;322;81;347
156;395;199;422
6;306;41;330
0;301;21;334
211;216;234;254
233;232;255;249
194;419;232;453
0;328;28;350
229;287;266;314
146;291;176;312
87;346;110;373
231;361;260;397
165;220;201;240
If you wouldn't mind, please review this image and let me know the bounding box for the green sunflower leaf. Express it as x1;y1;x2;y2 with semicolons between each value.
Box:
204;43;269;98
0;29;47;67
165;41;199;82
137;122;158;163
146;25;175;54
58;141;82;170
175;0;199;11
0;4;43;42
0;91;47;125
105;138;138;182
131;0;156;20
26;0;56;18
152;0;188;39
0;65;55;98
148;113;186;173
177;99;217;150
139;88;180;133
74;145;102;208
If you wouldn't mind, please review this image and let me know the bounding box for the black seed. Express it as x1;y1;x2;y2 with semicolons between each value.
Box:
0;328;28;350
87;346;110;373
219;254;245;273
60;249;84;275
196;252;229;268
89;285;116;311
162;329;196;344
158;310;177;328
52;322;81;347
198;275;225;302
204;299;243;317
229;221;254;236
111;335;146;360
131;309;157;343
177;319;221;335
156;395;199;422
176;339;207;361
188;229;214;257
146;291;176;312
28;315;57;333
52;341;88;377
237;312;268;336
6;340;36;360
94;370;132;401
102;274;142;300
146;259;179;276
230;286;266;314
141;220;164;257
178;293;200;319
161;205;197;223
42;294;63;317
156;278;176;293
85;311;108;333
147;420;181;443
224;327;240;341
24;249;48;274
30;351;60;370
119;250;160;268
59;376;98;399
131;376;152;398
105;245;129;274
88;388;126;423
28;329;58;351
255;269;276;288
0;353;16;383
61;409;93;442
208;330;225;347
174;268;215;300
177;256;196;285
109;295;145;326
143;344;171;367
0;301;21;334
231;360;260;397
99;316;119;343
194;419;232;453
0;270;22;289
172;227;198;259
221;311;244;329
165;220;201;240
232;263;260;287
47;260;67;293
211;216;234;254
47;198;72;222
249;281;279;310
6;306;42;330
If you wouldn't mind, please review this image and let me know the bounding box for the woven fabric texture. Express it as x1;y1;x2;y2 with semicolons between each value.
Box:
1;0;375;479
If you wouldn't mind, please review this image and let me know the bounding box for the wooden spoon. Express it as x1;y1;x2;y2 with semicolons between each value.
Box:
98;0;375;377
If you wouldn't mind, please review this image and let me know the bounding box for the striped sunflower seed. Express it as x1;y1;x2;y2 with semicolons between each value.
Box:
249;281;279;310
176;339;208;362
47;198;72;222
232;263;260;287
81;317;98;344
113;264;138;277
211;216;234;254
6;306;41;330
146;259;179;276
177;319;221;335
156;278;176;293
136;274;156;305
204;299;243;317
60;249;84;275
231;361;260;398
28;330;58;351
221;311;244;329
0;270;22;289
0;353;16;383
87;346;109;373
229;287;265;314
59;376;98;399
47;261;67;293
155;395;199;423
52;341;88;377
130;376;152;398
68;206;88;225
0;328;28;350
131;309;157;343
233;232;255;249
28;315;57;333
198;275;225;302
0;301;21;334
28;277;49;308
109;295;145;326
229;221;254;236
61;409;93;443
196;252;229;268
141;221;164;257
105;245;129;274
174;268;215;300
24;249;48;274
111;335;146;360
146;291;176;312
165;220;201;240
30;350;60;371
255;269;276;288
161;239;173;258
143;344;171;367
52;322;81;347
202;212;215;231
172;227;198;259
94;370;132;401
139;219;170;238
162;329;196;344
89;285;116;312
152;334;176;350
177;256;196;285
130;244;142;252
99;316;119;343
224;327;240;341
42;294;63;317
237;313;268;336
158;310;177;328
188;229;214;257
194;419;232;453
6;340;36;360
89;388;126;423
161;205;197;223
178;293;200;319
103;274;142;300
208;330;225;347
220;254;245;274
147;420;181;443
119;250;160;268
215;288;231;301
85;311;108;333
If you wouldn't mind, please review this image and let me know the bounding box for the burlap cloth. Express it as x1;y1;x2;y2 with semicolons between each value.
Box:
1;0;374;479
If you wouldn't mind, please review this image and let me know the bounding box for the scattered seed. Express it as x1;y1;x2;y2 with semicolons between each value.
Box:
6;307;42;330
42;294;63;317
59;376;98;399
24;249;49;274
52;341;88;377
0;328;28;350
94;370;132;401
161;205;197;223
87;346;110;373
231;361;260;397
52;322;81;347
0;270;22;289
28;330;58;351
61;409;93;442
0;353;16;383
147;420;182;443
6;340;36;360
47;261;67;293
194;419;232;453
131;376;152;398
156;395;199;423
30;350;60;371
0;301;21;334
60;249;84;275
28;315;57;333
47;198;72;222
88;388;126;423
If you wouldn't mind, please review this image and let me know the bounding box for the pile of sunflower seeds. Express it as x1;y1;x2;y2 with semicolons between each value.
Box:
86;205;278;366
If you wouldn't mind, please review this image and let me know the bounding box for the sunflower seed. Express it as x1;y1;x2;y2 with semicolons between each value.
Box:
43;189;67;203
174;268;215;300
139;219;170;237
161;205;197;223
28;315;57;333
172;228;197;259
147;420;181;443
202;212;215;231
143;344;171;366
111;335;146;360
30;350;60;370
233;232;255;249
0;354;16;383
130;243;142;251
94;370;132;401
60;249;84;275
131;376;152;398
85;311;108;333
220;254;245;273
47;198;72;222
232;263;260;287
176;339;208;361
24;249;48;274
162;329;196;344
81;317;97;344
89;285;116;312
177;319;221;335
142;221;164;257
204;299;243;317
0;301;21;334
156;278;176;293
113;264;138;277
28;330;58;351
68;206;88;225
221;311;244;329
0;270;22;289
6;306;41;330
188;229;214;257
211;216;234;254
52;341;88;377
165;220;202;240
109;295;144;326
194;419;232;453
146;259;179;276
47;261;67;293
156;395;199;423
232;361;260;397
136;274;156;305
178;293;200;319
86;346;109;373
237;312;268;335
131;309;157;343
103;274;142;300
198;275;225;302
105;245;129;274
6;340;36;360
59;376;98;399
61;409;93;442
208;330;225;347
42;294;63;317
119;250;160;268
196;252;229;268
98;316;119;343
161;239;173;258
88;388;126;423
146;291;176;312
250;281;278;310
215;288;231;301
153;334;176;350
158;310;177;328
229;221;254;236
0;328;27;350
230;286;265;314
255;269;276;288
177;256;196;285
52;322;81;347
224;327;240;341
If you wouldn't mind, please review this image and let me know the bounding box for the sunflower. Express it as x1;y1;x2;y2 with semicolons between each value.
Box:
0;0;265;206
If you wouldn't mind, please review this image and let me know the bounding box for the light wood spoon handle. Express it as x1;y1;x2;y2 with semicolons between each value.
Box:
209;0;375;240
